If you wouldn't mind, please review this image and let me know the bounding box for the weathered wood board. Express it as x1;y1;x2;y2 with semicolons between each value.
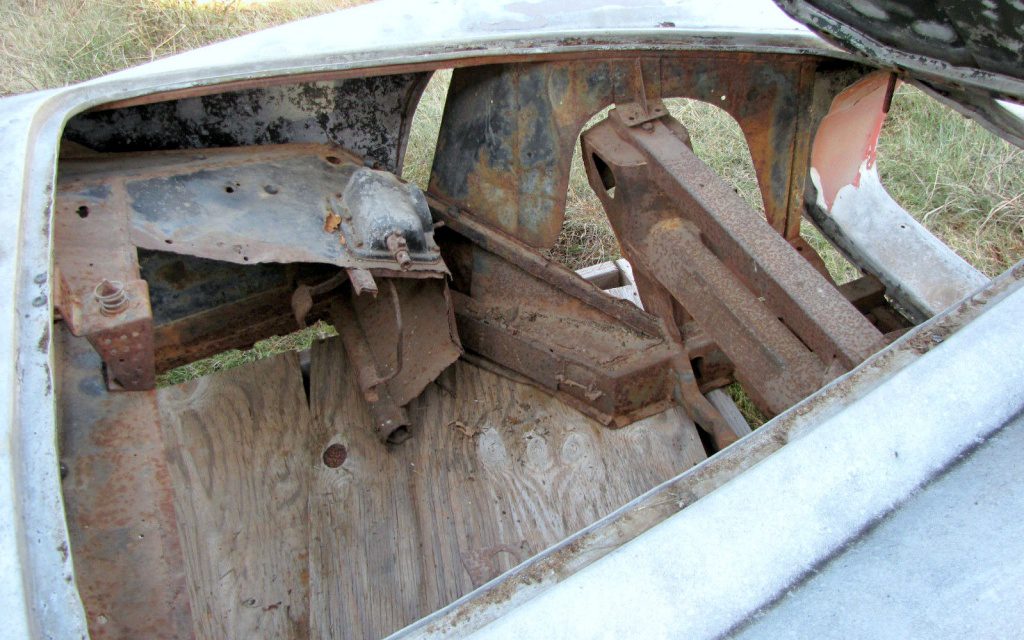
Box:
155;337;706;639
308;337;706;638
158;352;313;639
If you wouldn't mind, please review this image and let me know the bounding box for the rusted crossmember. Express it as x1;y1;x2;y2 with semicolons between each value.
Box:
429;198;681;428
582;105;884;415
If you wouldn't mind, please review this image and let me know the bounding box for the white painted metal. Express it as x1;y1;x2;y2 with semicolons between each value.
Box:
811;165;988;322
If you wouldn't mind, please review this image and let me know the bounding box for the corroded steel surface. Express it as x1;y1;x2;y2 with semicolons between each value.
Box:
57;143;447;275
433;200;679;427
429;54;867;248
66;73;431;174
602;109;883;368
582;110;883;415
330;278;463;442
54;169;157;390
56;326;192;637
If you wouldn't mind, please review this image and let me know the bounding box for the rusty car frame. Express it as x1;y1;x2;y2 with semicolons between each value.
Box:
1;0;1023;637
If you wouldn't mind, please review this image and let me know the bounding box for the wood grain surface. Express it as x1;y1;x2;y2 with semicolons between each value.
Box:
156;337;706;638
158;352;313;639
308;336;705;638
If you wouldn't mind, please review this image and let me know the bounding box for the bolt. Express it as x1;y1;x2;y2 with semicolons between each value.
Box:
31;295;47;308
932;334;943;344
642;122;654;132
386;231;413;270
394;249;412;270
94;280;129;316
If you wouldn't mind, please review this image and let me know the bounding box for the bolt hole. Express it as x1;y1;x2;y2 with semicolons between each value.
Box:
242;256;249;262
225;186;235;193
323;443;348;468
76;205;89;218
264;184;279;195
165;239;173;244
899;224;907;229
325;155;342;165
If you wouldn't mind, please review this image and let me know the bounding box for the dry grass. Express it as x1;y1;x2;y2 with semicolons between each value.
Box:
402;69;450;190
0;0;368;96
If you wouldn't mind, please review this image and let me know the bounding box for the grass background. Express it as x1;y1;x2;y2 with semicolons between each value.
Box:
4;0;1023;419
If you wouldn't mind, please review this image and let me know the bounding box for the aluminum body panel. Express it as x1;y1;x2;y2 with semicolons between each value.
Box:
0;89;89;639
806;71;989;322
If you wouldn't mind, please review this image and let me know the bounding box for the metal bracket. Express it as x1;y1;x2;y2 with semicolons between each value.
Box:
582;110;884;416
615;99;669;128
53;173;157;391
57;272;157;391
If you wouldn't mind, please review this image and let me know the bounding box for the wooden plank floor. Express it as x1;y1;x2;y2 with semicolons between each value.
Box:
158;352;313;639
158;338;706;638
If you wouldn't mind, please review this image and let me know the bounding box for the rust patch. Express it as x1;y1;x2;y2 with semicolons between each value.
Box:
322;443;348;468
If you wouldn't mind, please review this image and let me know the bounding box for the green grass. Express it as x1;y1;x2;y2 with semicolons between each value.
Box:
879;86;1024;277
156;321;336;386
5;1;1022;404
